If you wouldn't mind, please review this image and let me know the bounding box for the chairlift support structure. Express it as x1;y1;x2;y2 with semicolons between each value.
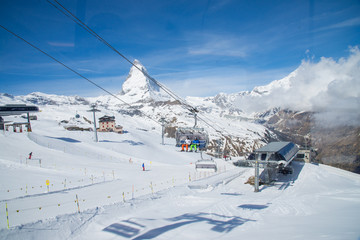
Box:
0;104;39;131
245;142;299;192
159;117;167;145
189;108;199;128
87;104;100;142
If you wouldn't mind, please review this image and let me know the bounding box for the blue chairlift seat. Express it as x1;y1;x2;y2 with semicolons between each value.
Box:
175;127;209;150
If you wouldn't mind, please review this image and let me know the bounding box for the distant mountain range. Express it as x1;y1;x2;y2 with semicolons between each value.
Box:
1;58;359;173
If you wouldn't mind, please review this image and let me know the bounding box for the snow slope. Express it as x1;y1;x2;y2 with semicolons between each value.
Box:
0;109;360;240
1;55;359;239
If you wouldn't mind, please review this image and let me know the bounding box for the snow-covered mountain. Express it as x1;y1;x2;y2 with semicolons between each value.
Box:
1;52;359;239
0;59;279;157
1;53;359;172
119;59;171;103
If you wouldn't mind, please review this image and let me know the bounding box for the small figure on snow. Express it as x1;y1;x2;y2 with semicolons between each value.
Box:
28;152;33;159
181;137;191;152
142;163;145;171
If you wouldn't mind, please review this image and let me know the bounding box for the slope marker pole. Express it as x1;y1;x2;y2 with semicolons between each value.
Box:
5;203;9;229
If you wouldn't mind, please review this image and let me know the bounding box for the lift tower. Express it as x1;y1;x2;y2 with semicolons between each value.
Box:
87;104;100;142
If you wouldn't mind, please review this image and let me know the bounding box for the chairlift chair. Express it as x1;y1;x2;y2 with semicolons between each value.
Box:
175;127;209;150
195;152;217;172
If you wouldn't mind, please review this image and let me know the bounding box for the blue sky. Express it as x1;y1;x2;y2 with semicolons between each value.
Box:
0;0;359;97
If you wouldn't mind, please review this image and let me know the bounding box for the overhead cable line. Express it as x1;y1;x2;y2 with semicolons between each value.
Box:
0;24;161;126
49;0;249;141
48;0;233;137
47;0;198;113
197;114;231;136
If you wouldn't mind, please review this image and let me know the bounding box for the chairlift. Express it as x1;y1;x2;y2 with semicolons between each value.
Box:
175;127;209;150
195;152;217;172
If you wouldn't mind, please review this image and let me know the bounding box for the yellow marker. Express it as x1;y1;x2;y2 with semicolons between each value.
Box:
46;180;50;192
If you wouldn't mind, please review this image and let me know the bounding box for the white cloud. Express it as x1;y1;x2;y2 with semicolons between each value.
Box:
187;33;250;57
315;17;360;32
156;66;293;98
235;46;360;126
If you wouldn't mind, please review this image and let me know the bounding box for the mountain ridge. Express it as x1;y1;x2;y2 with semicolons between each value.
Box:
1;55;359;173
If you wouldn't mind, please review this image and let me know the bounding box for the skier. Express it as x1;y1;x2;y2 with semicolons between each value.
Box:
28;152;32;159
181;137;191;152
189;138;200;152
142;163;145;171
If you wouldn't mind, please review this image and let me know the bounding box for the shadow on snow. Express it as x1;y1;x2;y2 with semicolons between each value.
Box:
103;212;254;239
220;193;243;196
46;136;81;143
238;204;269;210
99;140;145;145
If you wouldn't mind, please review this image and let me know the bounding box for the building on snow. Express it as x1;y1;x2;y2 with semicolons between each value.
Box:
98;115;123;134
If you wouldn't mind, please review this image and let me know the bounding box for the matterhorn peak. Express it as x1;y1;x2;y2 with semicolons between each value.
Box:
120;59;169;102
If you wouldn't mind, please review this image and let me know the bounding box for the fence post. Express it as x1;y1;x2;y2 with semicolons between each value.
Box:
5;203;9;229
75;194;81;213
132;185;134;199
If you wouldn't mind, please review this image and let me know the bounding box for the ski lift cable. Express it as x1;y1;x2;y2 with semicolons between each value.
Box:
48;0;199;123
196;114;232;137
47;0;236;137
47;0;198;113
197;114;232;136
0;24;162;127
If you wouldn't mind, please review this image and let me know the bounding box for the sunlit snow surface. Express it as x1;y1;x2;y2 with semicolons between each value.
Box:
0;107;360;240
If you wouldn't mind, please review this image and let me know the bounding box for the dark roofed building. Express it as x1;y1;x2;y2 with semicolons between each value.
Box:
249;141;299;165
98;115;123;133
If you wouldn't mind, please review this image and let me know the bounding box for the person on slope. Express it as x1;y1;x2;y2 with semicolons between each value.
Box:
181;137;191;152
142;163;145;171
189;138;200;152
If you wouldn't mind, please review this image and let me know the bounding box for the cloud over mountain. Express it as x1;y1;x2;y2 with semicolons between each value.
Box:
235;46;360;126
